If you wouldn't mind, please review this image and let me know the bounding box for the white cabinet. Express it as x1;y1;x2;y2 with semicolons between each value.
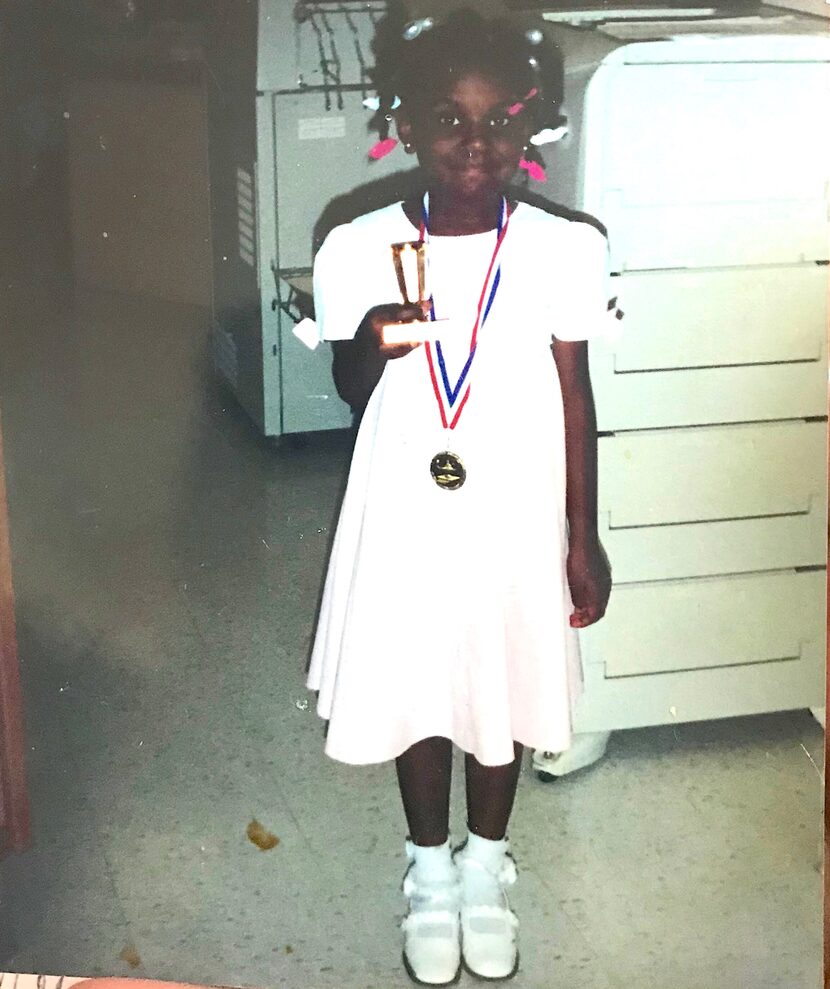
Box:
537;20;829;752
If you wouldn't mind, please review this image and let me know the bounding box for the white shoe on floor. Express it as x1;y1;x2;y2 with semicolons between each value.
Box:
401;839;462;986
455;837;520;981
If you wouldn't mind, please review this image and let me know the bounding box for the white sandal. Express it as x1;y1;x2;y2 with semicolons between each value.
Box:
455;841;520;981
401;839;462;986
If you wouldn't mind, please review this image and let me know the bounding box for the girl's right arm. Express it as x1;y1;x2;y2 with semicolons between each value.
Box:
332;303;424;413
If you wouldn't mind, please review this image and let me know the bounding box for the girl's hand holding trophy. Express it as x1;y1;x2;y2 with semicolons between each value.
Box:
358;241;445;360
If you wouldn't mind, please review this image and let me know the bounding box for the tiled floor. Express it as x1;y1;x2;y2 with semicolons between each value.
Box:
0;198;824;989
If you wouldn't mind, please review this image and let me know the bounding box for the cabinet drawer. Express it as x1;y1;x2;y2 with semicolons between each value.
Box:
585;569;825;678
599;495;826;583
613;266;825;370
573;643;825;732
599;421;827;528
592;360;827;431
590;266;827;430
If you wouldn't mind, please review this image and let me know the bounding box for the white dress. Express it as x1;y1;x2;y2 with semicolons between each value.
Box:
307;201;611;767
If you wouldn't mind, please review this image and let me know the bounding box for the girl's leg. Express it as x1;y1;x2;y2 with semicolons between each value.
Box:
395;735;454;845
397;737;461;984
465;742;523;839
458;743;524;980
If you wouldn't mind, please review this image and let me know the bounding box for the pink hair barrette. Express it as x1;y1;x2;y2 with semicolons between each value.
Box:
519;157;546;182
369;137;399;160
508;88;540;117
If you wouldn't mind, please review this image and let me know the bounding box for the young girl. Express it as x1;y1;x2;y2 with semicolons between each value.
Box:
307;10;612;985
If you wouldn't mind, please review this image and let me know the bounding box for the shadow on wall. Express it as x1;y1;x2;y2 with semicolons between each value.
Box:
312;168;423;254
312;171;607;257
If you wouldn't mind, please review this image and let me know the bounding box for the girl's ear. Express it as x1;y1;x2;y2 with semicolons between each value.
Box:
396;114;416;152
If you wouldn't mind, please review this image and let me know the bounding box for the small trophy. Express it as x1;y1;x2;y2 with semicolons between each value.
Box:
382;241;430;345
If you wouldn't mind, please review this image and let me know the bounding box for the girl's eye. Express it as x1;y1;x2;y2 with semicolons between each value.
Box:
489;116;512;129
437;114;461;128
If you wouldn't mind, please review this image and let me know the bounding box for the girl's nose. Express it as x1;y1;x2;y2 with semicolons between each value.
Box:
462;121;490;151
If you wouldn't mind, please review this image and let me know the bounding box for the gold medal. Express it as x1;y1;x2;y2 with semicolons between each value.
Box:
430;452;466;491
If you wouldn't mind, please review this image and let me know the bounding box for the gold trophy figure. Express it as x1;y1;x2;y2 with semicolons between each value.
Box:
382;241;431;346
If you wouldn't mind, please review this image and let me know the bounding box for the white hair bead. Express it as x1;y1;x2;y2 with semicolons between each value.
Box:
362;95;400;111
402;17;434;41
530;125;568;145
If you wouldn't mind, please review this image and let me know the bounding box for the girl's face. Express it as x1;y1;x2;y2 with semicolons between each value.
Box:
397;69;531;202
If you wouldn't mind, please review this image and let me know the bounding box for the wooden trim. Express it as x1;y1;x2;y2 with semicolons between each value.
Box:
0;409;31;854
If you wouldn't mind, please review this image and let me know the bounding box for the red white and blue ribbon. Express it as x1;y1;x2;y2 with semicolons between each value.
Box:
419;192;510;429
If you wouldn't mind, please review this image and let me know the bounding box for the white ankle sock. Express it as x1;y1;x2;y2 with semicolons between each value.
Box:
464;832;508;870
410;838;453;880
461;834;510;907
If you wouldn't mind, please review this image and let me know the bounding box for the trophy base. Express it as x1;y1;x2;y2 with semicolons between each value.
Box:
382;318;453;346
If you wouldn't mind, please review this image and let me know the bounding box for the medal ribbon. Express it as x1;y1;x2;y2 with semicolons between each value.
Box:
419;193;509;429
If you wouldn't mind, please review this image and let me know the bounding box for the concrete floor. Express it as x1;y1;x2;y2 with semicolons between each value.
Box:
0;203;824;989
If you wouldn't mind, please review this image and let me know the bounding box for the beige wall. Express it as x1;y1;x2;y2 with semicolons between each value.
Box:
66;75;211;307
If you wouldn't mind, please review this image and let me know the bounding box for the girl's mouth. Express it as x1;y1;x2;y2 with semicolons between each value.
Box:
457;158;490;175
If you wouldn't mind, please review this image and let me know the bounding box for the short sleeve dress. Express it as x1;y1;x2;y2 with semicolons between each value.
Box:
307;201;611;767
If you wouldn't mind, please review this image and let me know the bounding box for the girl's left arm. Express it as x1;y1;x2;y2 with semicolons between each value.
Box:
551;337;612;629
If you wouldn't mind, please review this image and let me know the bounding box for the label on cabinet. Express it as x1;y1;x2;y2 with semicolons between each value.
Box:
298;116;347;140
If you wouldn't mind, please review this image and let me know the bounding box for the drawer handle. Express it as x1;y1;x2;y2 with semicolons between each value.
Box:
613;356;822;375
607;506;813;531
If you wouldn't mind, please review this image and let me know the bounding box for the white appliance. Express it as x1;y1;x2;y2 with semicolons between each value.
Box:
531;13;829;776
207;0;421;436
